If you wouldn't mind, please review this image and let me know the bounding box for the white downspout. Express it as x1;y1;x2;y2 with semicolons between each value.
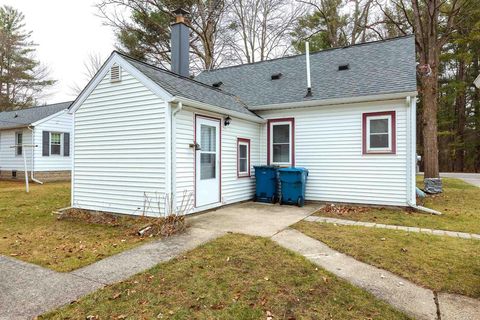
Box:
405;96;441;215
171;101;183;212
27;126;43;184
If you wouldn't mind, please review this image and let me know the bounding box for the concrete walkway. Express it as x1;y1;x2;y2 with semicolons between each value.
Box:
440;172;480;187
305;216;480;240
0;202;317;319
2;201;479;319
0;227;222;320
272;229;480;320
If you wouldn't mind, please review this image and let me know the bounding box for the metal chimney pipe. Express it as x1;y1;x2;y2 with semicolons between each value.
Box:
305;41;312;97
171;8;190;77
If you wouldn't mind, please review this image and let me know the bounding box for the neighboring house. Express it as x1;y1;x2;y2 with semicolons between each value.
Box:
68;12;417;216
0;102;73;182
475;74;480;88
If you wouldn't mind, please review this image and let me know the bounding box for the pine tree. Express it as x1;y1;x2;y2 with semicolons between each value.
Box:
0;5;54;111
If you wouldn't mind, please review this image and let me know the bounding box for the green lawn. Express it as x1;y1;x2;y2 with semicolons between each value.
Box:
41;234;409;320
294;221;480;298
315;178;480;234
0;181;153;272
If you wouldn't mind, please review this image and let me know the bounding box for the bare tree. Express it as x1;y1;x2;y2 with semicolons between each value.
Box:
223;0;305;64
292;0;377;51
70;52;105;95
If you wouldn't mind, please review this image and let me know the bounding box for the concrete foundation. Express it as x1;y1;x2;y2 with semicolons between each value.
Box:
0;170;71;182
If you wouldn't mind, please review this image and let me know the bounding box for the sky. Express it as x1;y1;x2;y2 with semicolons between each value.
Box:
2;0;116;104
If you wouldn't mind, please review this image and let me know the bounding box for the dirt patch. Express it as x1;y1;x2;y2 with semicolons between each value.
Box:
57;209;186;238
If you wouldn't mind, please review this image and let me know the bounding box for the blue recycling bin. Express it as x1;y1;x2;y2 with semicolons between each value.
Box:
278;167;309;207
254;165;278;203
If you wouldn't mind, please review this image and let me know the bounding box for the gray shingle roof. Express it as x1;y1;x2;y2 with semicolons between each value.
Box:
0;101;72;130
196;36;417;106
120;54;259;118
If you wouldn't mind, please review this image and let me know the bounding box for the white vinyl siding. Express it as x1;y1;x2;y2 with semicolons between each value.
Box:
72;67;167;216
174;108;261;212
258;100;410;207
0;129;33;171
33;111;73;171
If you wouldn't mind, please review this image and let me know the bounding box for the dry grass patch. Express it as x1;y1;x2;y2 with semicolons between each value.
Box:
295;221;480;298
314;178;480;234
0;181;182;272
41;234;409;320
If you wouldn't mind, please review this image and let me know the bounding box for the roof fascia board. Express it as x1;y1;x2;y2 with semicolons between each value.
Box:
69;52;174;114
31;109;68;126
248;91;418;111
0;125;28;131
172;96;265;123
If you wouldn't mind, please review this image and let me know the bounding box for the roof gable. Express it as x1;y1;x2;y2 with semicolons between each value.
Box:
0;101;72;130
70;52;258;119
196;36;417;107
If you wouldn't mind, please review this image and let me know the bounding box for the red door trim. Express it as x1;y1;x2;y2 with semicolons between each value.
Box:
267;117;295;166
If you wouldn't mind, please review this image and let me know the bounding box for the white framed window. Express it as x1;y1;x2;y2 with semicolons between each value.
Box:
50;132;62;156
237;138;250;177
15;132;23;156
363;111;396;154
268;118;294;166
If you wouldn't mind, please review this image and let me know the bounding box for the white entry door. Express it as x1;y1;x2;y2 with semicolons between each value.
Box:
195;117;220;207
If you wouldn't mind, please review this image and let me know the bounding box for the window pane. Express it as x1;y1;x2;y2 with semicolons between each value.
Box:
273;144;290;163
272;124;290;143
200;125;216;152
51;144;61;155
51;133;61;144
200;153;216;179
370;134;389;148
239;158;247;173
17;133;22;144
239;144;247;159
370;119;389;134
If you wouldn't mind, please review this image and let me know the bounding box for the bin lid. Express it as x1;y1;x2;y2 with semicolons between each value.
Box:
254;165;278;169
278;167;308;173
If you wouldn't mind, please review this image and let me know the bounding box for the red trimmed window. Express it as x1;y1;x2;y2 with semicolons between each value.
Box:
237;138;250;177
268;118;295;166
362;111;396;154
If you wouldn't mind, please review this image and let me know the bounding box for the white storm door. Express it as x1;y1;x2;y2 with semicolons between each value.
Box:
195;117;220;207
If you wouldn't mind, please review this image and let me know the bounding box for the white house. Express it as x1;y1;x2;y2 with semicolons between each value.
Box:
68;13;417;216
0;102;73;182
475;74;480;88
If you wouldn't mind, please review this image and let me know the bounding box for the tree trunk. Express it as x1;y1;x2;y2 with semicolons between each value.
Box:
454;59;466;172
421;70;440;178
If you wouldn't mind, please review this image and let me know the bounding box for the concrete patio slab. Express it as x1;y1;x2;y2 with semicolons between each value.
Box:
187;202;320;237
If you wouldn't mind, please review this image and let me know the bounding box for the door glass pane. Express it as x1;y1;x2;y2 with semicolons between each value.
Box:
239;144;247;159
201;125;216;152
201;153;216;179
370;119;388;134
273;144;290;163
370;134;389;148
239;158;247;173
272;124;290;143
